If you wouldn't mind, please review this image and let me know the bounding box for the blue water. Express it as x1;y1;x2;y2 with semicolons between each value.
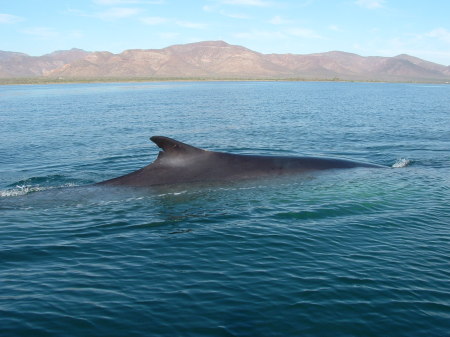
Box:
1;81;450;337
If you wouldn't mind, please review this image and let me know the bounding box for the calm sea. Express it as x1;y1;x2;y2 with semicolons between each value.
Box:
1;81;449;337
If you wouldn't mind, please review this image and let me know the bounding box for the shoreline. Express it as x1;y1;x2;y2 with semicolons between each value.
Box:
1;77;449;86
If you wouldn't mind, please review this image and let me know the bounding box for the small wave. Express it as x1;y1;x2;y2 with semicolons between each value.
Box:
0;183;77;198
392;158;412;168
0;185;49;197
8;175;67;187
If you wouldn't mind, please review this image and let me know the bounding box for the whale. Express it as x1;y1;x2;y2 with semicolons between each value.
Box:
97;136;386;187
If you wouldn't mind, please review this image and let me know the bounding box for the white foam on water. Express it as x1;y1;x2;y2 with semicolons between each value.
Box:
0;183;77;198
392;158;412;168
172;191;188;196
1;185;48;197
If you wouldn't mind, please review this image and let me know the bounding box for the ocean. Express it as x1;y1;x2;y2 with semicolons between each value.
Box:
1;81;449;336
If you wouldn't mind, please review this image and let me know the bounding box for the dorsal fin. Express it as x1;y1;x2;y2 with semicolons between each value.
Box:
150;136;204;159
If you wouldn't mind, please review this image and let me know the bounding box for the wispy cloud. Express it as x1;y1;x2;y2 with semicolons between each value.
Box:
68;30;84;39
221;11;250;19
424;28;450;44
203;5;250;19
93;0;164;4
176;21;207;29
140;16;168;25
96;7;142;20
21;26;84;42
287;28;323;39
222;0;272;7
140;16;207;29
22;27;60;39
0;13;24;24
235;26;323;41
234;29;286;40
69;6;142;20
355;0;385;9
329;25;342;32
269;15;292;25
353;28;450;65
158;32;179;39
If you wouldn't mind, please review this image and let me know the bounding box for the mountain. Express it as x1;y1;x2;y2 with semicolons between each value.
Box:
266;50;450;81
1;41;449;82
44;41;285;78
0;48;90;78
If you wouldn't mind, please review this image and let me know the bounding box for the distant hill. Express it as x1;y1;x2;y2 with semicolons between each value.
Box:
0;48;90;78
1;41;449;82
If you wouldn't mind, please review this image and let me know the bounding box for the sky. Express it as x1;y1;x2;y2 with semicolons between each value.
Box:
1;0;450;65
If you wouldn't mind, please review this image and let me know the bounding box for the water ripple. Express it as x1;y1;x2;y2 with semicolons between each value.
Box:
2;82;450;337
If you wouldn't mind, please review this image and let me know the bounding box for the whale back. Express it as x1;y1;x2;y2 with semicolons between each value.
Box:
97;136;386;187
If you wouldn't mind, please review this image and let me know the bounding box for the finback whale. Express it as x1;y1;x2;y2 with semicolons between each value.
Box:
97;136;386;187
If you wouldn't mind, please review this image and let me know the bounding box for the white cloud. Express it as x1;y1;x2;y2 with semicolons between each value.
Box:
22;27;60;39
0;13;24;24
67;6;141;20
21;26;84;43
235;26;323;41
203;4;249;19
93;0;164;4
203;5;215;12
176;21;207;29
220;10;250;19
96;7;142;20
158;32;179;39
355;0;385;9
425;28;450;44
329;25;342;32
69;30;84;39
222;0;272;7
140;16;168;25
140;17;207;29
269;16;292;25
287;28;323;39
234;30;286;40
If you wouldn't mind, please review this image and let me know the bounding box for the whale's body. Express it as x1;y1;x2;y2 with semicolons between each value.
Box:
97;136;386;187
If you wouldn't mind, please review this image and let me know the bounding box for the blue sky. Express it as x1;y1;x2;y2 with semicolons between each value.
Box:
1;0;450;65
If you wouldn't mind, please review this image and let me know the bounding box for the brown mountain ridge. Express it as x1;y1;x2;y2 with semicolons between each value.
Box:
1;41;449;82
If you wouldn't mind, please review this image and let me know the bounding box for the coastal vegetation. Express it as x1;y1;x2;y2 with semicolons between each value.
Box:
1;77;447;86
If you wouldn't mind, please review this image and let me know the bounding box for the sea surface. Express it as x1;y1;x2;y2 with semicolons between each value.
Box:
1;81;449;337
